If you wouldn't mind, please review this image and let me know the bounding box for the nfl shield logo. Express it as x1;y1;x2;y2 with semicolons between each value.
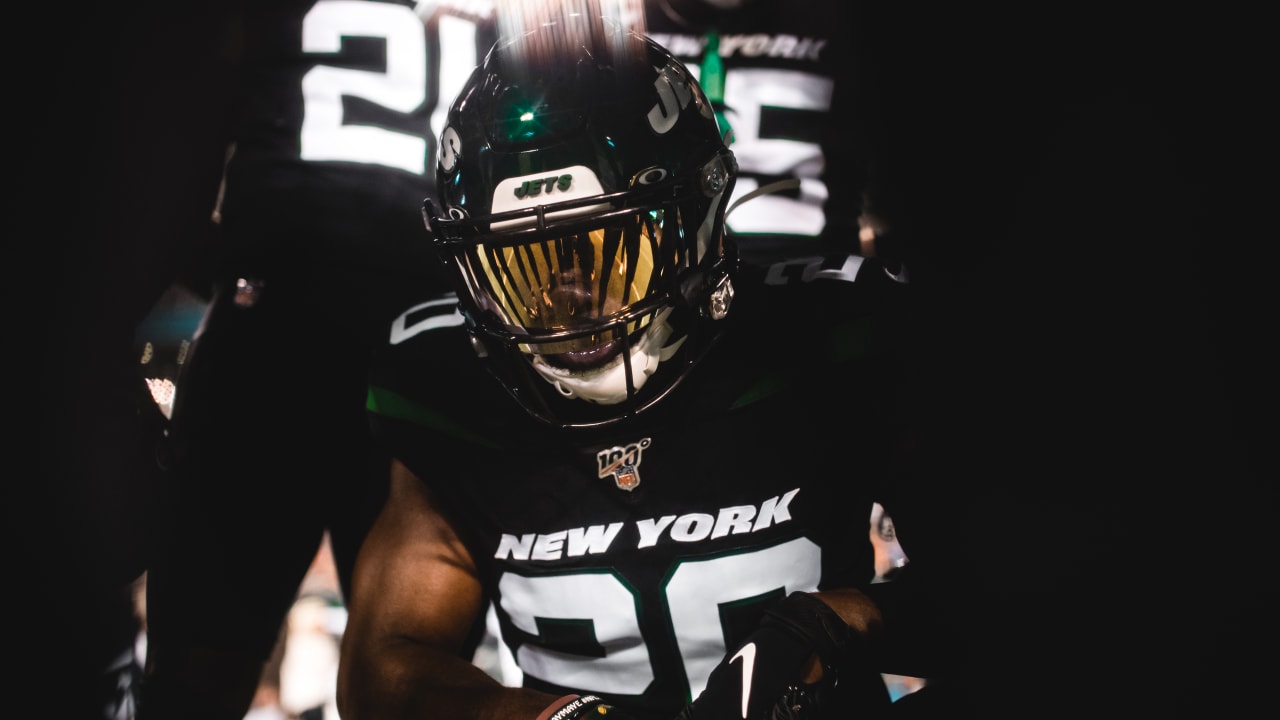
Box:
614;464;640;491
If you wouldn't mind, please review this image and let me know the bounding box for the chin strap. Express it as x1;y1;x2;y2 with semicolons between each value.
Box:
530;307;684;405
724;178;803;221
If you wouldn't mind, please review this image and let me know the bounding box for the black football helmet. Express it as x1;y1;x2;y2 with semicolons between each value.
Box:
424;17;738;429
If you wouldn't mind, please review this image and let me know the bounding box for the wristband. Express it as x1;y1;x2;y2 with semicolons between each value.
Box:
535;693;615;720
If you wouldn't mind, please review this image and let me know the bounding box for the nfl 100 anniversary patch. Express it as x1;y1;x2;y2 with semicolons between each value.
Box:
597;438;651;491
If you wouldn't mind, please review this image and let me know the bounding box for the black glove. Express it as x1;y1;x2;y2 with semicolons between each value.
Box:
675;592;888;720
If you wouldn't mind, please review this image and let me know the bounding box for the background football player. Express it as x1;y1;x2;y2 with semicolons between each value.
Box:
644;0;905;274
139;3;495;719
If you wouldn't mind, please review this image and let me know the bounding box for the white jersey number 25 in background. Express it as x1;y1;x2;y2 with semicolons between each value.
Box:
299;0;478;175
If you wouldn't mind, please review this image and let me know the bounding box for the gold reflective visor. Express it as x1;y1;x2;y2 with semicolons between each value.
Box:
464;209;676;355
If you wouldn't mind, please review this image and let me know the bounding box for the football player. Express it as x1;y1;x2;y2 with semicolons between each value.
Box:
337;9;943;720
139;3;496;719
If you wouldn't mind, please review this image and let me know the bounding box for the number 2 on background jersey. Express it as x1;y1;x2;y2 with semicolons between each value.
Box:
299;0;479;175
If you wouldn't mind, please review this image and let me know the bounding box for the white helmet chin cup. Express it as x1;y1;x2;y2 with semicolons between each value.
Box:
529;308;687;405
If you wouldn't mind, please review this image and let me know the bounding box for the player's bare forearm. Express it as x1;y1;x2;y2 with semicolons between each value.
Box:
800;588;886;681
336;460;562;719
810;588;885;636
338;637;558;720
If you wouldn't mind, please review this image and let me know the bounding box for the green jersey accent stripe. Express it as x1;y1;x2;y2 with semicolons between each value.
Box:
367;385;501;449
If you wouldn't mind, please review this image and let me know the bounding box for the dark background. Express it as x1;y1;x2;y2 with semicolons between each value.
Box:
867;2;1277;716
15;3;241;717
14;2;1274;717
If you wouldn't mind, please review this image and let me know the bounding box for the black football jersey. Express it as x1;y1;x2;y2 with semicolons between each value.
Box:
368;253;908;718
644;0;884;270
216;0;496;273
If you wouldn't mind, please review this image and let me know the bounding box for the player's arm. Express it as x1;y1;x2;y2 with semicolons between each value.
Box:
337;458;562;720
